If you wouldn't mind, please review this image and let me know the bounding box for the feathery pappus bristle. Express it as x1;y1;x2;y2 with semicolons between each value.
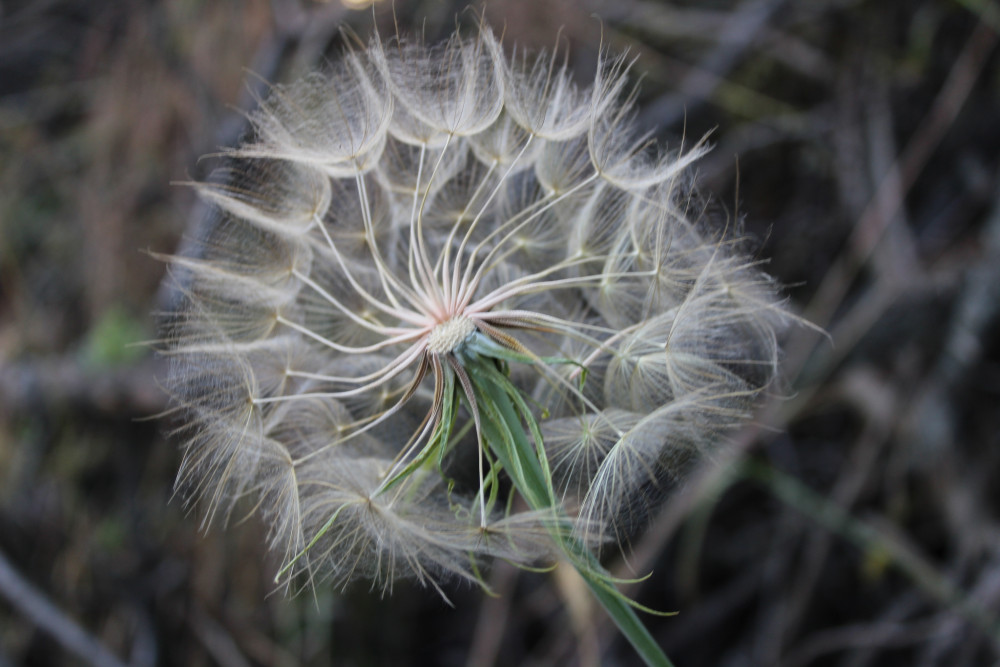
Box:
160;19;790;601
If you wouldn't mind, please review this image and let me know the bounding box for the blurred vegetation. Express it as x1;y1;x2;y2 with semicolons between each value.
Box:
1;0;998;665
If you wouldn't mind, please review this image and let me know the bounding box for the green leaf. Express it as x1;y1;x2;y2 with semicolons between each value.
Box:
463;355;675;667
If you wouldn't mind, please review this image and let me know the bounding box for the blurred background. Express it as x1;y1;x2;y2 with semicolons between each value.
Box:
1;0;999;665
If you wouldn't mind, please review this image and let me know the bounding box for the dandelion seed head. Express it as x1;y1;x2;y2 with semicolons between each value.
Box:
161;19;791;592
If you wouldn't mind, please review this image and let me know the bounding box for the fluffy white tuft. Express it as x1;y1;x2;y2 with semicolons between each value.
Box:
161;21;790;591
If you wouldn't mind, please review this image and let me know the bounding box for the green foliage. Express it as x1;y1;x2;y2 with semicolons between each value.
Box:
80;306;147;367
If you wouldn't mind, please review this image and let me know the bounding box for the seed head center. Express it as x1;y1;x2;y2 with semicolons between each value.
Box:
426;315;476;355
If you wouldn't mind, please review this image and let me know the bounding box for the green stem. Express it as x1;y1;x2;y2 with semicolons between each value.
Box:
745;460;1000;645
467;358;674;667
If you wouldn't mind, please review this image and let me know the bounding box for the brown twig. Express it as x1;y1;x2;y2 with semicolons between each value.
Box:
0;549;128;667
787;18;999;382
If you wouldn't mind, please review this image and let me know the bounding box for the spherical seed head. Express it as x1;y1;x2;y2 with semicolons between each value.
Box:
161;19;791;593
426;316;476;355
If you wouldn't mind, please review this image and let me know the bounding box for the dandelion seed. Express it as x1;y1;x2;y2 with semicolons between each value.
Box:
161;19;790;665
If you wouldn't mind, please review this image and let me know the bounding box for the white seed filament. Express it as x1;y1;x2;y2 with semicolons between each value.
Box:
163;22;791;595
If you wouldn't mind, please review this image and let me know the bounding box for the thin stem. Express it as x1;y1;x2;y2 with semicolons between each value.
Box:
450;135;536;309
290;355;428;466
283;340;428;386
458;172;599;308
256;340;426;403
0;550;128;667
406;142;444;313
437;159;497;300
465;356;672;666
314;214;429;322
471;267;653;314
450;356;489;528
276;315;423;355
292;268;424;334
